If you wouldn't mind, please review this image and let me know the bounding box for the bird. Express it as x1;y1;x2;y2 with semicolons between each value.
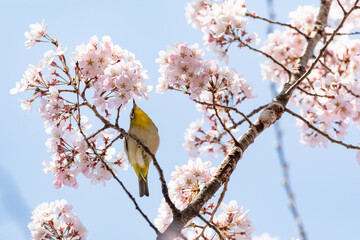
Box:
124;100;160;197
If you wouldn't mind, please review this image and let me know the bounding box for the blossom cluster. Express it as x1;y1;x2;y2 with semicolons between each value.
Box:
182;117;234;158
156;42;252;99
12;21;132;189
185;0;260;58
156;42;253;158
73;35;152;110
155;159;254;239
155;158;216;232
260;3;360;162
28;199;87;240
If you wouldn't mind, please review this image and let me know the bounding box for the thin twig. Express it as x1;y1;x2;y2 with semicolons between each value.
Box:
103;134;123;151
211;92;239;145
226;111;237;126
217;104;268;140
331;31;360;35
297;86;335;99
194;99;254;126
246;13;308;39
87;125;110;140
198;183;228;240
115;104;122;128
285;108;360;150
197;214;225;240
318;59;334;74
343;85;360;98
337;0;346;14
235;36;291;76
209;182;228;223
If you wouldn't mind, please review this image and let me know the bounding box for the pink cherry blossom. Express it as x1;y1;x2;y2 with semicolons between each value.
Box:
185;0;260;58
28;199;87;240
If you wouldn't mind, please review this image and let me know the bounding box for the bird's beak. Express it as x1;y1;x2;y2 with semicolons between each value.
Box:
133;99;136;107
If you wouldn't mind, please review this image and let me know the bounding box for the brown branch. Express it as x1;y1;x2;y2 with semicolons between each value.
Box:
337;0;346;14
246;13;308;39
194;99;254;127
211;92;239;145
158;1;334;239
297;86;335;99
115;104;122;128
226;110;237;127
197;182;228;240
285;108;360;150
197;214;225;240
103;134;123;151
87;125;110;140
235;36;291;76
318;59;334;74
331;31;360;35
343;85;360;98
217;104;268;140
209;182;228;223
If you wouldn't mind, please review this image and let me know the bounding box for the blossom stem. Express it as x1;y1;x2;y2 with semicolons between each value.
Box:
245;13;308;39
285;108;360;150
197;214;225;240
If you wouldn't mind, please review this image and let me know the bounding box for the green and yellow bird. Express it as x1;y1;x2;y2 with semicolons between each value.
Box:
124;100;160;197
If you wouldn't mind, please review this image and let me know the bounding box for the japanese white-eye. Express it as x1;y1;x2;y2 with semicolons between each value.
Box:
124;100;160;197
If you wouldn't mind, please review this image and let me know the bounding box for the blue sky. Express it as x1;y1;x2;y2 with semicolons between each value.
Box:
1;0;359;239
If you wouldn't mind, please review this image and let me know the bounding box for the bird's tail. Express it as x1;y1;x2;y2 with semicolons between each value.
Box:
139;175;149;197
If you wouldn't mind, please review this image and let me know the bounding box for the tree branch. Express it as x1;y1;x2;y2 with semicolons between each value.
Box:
285;108;360;150
158;1;334;239
194;99;254;127
246;13;308;39
234;36;291;77
197;214;225;240
211;92;239;145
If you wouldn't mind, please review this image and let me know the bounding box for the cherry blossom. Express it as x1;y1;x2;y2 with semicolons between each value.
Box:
73;35;152;110
157;42;254;158
185;0;260;58
155;158;216;231
13;24;134;189
28;199;87;240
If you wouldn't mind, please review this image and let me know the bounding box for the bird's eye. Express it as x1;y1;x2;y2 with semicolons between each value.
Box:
130;109;135;119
